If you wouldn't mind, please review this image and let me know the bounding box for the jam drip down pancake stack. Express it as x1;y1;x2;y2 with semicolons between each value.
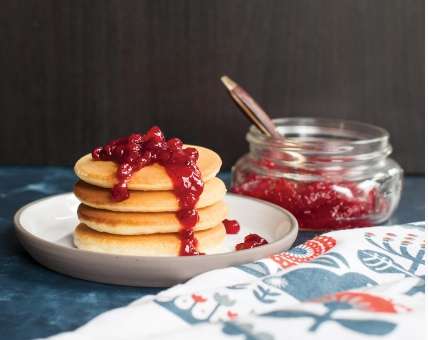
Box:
72;127;227;256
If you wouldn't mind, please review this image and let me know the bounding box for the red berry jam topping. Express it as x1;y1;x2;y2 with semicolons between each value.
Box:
223;219;240;234
91;126;204;256
235;233;268;251
232;173;387;230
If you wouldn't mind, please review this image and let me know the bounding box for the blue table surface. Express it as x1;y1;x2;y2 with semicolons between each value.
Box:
0;167;424;339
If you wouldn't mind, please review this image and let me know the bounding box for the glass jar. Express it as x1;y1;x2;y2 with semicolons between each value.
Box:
231;117;403;231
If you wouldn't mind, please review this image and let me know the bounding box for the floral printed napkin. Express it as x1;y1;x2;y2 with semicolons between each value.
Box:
46;222;425;340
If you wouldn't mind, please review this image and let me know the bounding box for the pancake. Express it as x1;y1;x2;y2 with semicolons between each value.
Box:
74;177;226;212
73;223;226;256
77;201;228;235
74;145;221;191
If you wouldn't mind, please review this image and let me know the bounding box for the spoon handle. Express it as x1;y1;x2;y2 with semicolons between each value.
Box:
221;76;282;139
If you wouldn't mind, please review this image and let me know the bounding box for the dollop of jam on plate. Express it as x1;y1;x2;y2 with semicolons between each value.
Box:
235;233;268;250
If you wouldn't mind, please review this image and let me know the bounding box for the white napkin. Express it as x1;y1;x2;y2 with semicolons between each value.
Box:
46;222;425;340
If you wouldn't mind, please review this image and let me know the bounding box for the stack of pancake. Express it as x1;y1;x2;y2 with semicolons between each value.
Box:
72;146;227;256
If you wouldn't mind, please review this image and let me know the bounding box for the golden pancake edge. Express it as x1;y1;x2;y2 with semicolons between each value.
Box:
74;145;222;191
77;201;227;235
73;223;226;256
74;177;226;212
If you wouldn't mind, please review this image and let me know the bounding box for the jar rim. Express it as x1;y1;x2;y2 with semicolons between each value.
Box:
246;117;393;166
248;117;389;146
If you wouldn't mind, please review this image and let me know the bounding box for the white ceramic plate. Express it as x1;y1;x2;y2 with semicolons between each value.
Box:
14;193;298;287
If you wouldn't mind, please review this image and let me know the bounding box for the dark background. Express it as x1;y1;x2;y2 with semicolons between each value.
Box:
0;0;424;173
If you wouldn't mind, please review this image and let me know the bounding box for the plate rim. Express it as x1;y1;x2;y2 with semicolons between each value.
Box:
14;192;299;262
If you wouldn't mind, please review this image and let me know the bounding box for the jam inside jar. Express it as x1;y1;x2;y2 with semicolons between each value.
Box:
231;118;403;231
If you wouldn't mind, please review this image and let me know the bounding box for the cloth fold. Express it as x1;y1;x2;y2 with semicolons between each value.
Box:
46;222;425;340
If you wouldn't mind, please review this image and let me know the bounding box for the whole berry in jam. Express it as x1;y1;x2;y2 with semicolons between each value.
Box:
223;219;240;234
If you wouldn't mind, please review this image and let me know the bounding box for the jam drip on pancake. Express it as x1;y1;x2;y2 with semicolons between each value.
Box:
92;126;204;256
